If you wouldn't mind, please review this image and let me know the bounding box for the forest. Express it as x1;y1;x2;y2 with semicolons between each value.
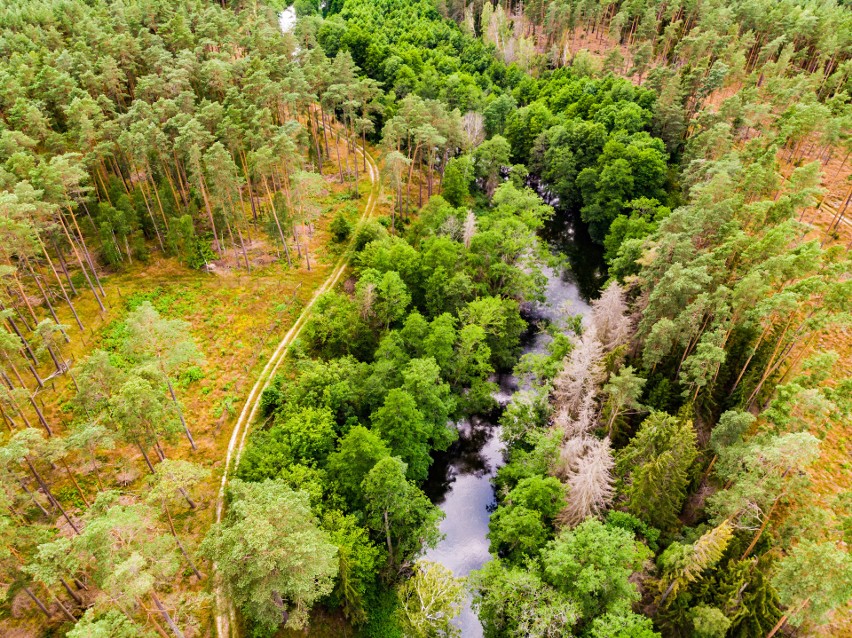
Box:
0;0;850;637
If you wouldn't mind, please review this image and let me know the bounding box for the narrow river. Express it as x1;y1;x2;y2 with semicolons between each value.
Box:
422;210;601;636
275;13;604;631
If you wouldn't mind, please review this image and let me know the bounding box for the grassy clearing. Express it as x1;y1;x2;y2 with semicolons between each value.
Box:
3;143;388;636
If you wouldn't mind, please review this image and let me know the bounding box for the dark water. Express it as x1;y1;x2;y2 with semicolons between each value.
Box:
422;254;594;637
542;205;608;302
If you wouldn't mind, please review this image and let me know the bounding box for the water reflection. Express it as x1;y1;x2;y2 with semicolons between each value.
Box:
423;417;496;501
422;256;593;637
541;210;607;302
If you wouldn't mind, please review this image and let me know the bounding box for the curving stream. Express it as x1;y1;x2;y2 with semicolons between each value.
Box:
422;210;601;636
274;13;603;631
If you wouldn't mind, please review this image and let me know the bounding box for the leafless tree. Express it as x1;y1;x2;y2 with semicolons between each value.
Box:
439;214;462;241
462;111;485;149
462;210;477;249
558;436;615;527
552;325;604;419
590;282;632;352
358;282;376;321
554;434;593;477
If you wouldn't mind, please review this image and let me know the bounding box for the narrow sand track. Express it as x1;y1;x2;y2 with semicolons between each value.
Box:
214;146;381;637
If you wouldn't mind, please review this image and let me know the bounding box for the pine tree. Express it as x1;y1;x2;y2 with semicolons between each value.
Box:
768;541;852;637
657;520;734;604
617;412;698;530
601;365;646;437
123;302;202;450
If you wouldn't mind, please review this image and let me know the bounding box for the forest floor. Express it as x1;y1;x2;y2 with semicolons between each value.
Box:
794;150;852;638
213;145;382;638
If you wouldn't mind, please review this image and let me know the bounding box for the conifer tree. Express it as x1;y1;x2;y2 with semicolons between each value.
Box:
123;302;202;450
617;412;698;530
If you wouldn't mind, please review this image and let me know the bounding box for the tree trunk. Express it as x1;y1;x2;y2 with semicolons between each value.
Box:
746;316;812;407
28;395;52;435
138;169;166;252
234;173;253;242
741;471;791;560
224;215;238;266
362;129;368;172
320;108;331;156
236;224;251;271
67;208;106;300
272;591;290;625
730;319;775;395
2;306;37;363
198;174;222;254
311;109;324;173
151;591;186;638
335;130;345;183
418;153;423;207
20;478;52;517
383;510;394;566
45;345;62;373
766;597;810;638
147;163;171;232
50;235;78;296
61;459;90;508
59;576;83;605
766;614;788;638
261;177;292;267
23;586;51;617
23;259;69;342
12;272;38;325
27;363;44;390
25;456;79;534
49;586;76;622
3;354;25;388
406;145;422;215
56;213;105;313
239;151;258;223
4;383;34;430
428;149;434;199
138;442;156;473
163;500;203;580
35;235;83;330
165;376;195;451
9;292;35;332
347;124;359;192
89;450;104;490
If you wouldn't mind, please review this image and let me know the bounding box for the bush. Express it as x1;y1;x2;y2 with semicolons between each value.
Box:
360;587;403;638
330;212;353;242
606;510;661;552
178;365;205;387
353;220;387;251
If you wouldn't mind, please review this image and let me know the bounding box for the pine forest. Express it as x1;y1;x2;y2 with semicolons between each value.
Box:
0;0;850;637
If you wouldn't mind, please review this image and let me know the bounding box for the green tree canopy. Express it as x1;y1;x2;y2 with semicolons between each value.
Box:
200;479;337;632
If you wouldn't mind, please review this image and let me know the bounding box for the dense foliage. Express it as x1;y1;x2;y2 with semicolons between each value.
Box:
234;179;552;632
2;0;851;636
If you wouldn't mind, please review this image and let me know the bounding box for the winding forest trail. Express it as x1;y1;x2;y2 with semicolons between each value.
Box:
213;145;381;638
